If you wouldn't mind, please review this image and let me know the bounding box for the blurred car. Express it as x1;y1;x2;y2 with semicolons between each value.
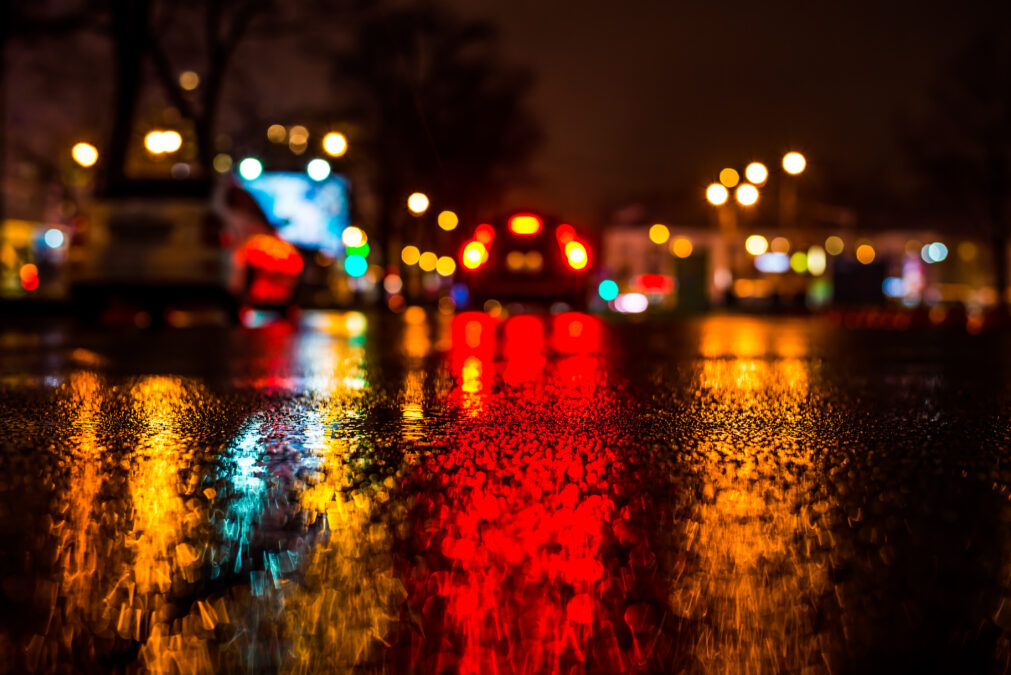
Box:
68;178;303;322
458;212;593;309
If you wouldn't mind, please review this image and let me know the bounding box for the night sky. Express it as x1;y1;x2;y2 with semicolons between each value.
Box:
444;0;1003;223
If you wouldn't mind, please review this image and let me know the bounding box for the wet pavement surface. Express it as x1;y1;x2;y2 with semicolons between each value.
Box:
2;311;1011;673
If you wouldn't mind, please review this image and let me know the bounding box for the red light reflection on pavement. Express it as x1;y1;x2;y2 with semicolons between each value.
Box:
395;313;683;674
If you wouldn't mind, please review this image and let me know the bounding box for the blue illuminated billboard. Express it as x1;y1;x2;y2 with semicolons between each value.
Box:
240;172;350;253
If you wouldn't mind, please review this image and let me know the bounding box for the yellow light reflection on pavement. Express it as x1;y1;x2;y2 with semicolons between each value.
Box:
672;316;830;673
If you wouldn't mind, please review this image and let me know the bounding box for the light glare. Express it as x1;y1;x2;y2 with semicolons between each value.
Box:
407;192;430;215
44;228;65;249
783;151;806;175
648;223;670;245
71;142;98;167
322;132;348;157
438;210;459;231
736;183;759;206
401;245;421;265
307;158;331;181
745;162;768;184
237;157;263;180
807;245;827;276
706;183;729;205
342;226;366;248
745;234;769;256
670;237;693;258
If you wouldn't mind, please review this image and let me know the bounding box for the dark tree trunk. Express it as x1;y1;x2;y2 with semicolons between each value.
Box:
103;0;151;189
196;53;226;174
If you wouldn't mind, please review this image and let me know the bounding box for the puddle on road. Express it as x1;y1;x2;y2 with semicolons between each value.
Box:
2;313;1011;672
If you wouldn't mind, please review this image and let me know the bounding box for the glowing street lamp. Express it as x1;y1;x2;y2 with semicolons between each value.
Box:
407;192;429;215
322;132;348;157
745;162;768;184
706;183;729;206
736;183;759;206
71;142;98;167
782;151;806;175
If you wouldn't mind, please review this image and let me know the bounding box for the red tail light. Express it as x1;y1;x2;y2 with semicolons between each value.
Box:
555;223;589;270
245;234;303;274
475;224;495;245
555;224;575;244
564;241;589;270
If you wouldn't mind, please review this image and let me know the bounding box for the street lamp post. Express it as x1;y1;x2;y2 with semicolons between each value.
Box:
706;180;740;305
779;151;806;229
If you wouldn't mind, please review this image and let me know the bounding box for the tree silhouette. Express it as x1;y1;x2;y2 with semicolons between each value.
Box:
1;0;103;219
331;3;541;263
105;0;275;186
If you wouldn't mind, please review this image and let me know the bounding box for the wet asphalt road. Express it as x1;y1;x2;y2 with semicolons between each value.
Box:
1;310;1011;673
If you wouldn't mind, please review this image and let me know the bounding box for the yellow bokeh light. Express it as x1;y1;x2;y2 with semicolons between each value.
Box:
648;223;670;245
957;240;978;261
506;250;525;271
733;278;755;298
807;245;827;276
736;183;759;206
419;251;438;271
825;235;844;255
745;162;768;184
783;151;806;175
436;255;456;276
71;142;98;167
856;243;875;264
144;130;182;154
212;153;232;173
178;70;199;91
670;237;693;258
341;226;366;248
745;235;768;256
771;236;790;253
789;251;808;273
719;168;740;188
437;210;459;231
707;183;729;206
401;245;420;265
267;124;287;143
407;192;429;215
322;132;347;157
404;305;426;324
162;131;182;152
